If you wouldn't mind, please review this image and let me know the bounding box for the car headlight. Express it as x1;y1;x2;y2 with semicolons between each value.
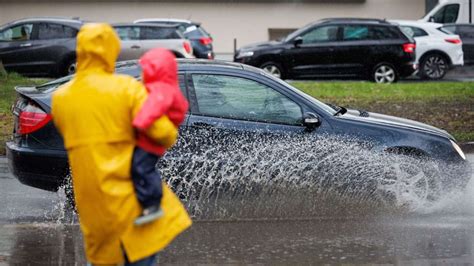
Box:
236;51;254;59
450;139;466;160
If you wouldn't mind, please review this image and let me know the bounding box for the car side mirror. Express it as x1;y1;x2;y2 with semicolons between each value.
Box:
303;112;321;131
293;37;303;47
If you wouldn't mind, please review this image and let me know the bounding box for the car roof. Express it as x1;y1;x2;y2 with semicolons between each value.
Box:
112;22;179;29
116;59;245;72
319;17;394;25
134;18;199;25
391;20;443;28
0;17;83;29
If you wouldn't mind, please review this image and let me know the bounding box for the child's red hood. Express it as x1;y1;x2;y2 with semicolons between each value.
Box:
139;48;178;91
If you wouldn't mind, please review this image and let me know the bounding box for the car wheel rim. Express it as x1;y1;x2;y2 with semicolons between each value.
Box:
263;65;281;79
374;65;395;83
423;56;447;79
378;160;441;210
67;63;77;75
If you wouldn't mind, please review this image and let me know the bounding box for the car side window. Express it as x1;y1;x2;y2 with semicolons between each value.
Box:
400;26;428;38
114;27;140;41
0;23;33;42
300;26;339;44
192;74;303;125
343;25;369;41
37;23;77;40
432;4;460;23
370;26;401;40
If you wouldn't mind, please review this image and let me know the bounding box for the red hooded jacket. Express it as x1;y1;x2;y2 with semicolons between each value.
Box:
133;48;189;156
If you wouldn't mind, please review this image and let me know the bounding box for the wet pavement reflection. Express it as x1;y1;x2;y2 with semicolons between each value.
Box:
0;154;472;265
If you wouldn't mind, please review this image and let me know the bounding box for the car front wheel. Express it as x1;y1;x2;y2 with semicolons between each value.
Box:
420;54;448;80
261;62;285;79
372;63;398;84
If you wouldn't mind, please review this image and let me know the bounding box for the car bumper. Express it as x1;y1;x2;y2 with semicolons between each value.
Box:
399;62;418;78
6;141;69;192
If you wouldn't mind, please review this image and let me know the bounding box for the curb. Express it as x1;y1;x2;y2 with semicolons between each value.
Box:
0;157;9;178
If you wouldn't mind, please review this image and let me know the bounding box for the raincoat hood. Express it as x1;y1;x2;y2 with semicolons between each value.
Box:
139;48;178;91
76;23;120;74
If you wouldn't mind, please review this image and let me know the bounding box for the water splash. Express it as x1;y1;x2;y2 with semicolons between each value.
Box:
161;133;471;220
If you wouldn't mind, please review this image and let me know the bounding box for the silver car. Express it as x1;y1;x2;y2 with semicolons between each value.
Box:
112;23;194;61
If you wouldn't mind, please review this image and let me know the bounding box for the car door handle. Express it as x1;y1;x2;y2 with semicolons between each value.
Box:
191;122;215;129
20;43;32;47
131;45;140;49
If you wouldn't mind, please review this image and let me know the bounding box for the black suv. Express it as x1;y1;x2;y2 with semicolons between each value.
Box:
134;19;214;59
234;18;417;83
0;17;83;77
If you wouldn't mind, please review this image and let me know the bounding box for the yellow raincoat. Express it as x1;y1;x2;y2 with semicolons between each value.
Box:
51;23;191;264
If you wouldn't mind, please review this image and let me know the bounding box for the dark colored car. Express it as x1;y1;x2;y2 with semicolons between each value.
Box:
6;60;470;207
0;17;83;77
134;19;214;59
441;23;474;65
234;18;417;83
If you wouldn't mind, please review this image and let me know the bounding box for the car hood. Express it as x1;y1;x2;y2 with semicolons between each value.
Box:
239;40;283;51
342;109;453;140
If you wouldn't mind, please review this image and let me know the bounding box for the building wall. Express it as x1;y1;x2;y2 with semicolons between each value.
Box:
0;0;426;58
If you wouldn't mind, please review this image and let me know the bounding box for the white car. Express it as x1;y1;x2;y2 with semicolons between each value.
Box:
112;23;194;61
392;20;464;80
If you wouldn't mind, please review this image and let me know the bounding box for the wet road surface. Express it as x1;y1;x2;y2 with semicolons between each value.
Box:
0;155;473;265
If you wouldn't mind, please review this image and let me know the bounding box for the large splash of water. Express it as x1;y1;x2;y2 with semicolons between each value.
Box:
160;133;472;220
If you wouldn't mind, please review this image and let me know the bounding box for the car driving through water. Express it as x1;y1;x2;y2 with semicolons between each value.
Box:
6;60;471;209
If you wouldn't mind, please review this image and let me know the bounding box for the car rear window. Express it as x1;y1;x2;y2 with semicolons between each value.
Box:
370;26;401;40
183;26;210;39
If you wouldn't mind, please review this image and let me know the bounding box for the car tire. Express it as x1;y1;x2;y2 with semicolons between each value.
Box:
376;155;442;210
420;54;448;80
372;62;398;84
60;58;77;77
261;62;285;79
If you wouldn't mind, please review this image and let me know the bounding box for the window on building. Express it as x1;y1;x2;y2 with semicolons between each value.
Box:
192;74;302;125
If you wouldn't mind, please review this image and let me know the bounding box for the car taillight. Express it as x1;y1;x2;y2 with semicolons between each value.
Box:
18;102;52;134
403;43;416;53
445;38;462;44
183;41;192;54
199;37;213;46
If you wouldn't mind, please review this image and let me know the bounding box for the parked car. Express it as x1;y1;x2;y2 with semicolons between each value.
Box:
421;0;473;24
234;18;417;83
441;24;474;65
0;17;82;77
112;23;194;60
393;20;464;80
134;19;214;59
6;60;470;207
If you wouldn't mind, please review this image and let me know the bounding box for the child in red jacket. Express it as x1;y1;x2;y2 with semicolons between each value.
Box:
132;48;189;225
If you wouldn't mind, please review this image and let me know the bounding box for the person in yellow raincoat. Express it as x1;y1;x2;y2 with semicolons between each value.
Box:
51;23;192;265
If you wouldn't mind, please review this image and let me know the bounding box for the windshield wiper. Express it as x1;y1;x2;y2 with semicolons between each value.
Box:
333;106;347;116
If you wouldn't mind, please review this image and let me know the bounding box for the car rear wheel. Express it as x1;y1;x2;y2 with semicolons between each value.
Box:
372;63;398;84
60;58;76;77
261;62;285;79
420;54;448;80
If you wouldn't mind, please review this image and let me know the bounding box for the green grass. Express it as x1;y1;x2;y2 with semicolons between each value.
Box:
291;81;474;143
292;81;474;103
